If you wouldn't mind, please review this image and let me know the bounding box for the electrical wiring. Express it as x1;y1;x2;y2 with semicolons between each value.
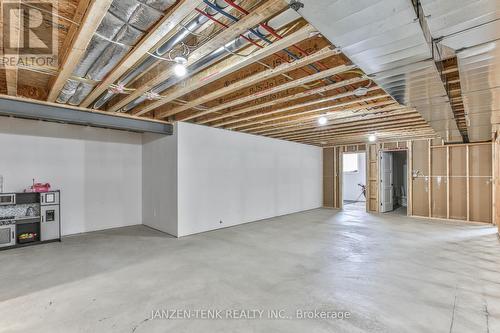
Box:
217;0;336;81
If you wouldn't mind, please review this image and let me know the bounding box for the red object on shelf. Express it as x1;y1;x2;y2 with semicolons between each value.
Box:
30;183;51;192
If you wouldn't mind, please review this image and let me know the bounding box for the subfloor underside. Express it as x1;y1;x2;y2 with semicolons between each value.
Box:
0;208;499;332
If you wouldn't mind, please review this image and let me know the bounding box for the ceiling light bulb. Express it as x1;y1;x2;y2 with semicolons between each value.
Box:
368;134;377;142
317;116;328;126
173;63;187;77
174;55;188;65
354;87;368;97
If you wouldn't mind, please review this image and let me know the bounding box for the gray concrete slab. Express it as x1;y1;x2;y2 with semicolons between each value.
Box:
0;208;499;332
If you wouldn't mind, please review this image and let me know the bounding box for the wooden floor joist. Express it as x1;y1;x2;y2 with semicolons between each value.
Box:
267;109;421;138
252;105;411;136
80;0;205;108
47;0;114;102
155;46;339;118
110;0;289;113
212;85;381;128
200;76;369;125
3;0;21;96
175;64;358;121
244;104;409;136
0;0;440;147
274;118;428;141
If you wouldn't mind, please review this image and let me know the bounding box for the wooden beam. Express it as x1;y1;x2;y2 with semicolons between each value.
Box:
58;0;93;71
111;0;289;112
157;46;340;118
47;0;113;102
233;96;393;132
270;110;421;138
133;25;318;116
199;76;368;125
173;64;358;120
80;0;204;108
3;0;21;96
252;105;412;137
212;85;380;128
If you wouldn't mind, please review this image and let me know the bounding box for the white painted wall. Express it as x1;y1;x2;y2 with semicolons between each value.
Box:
142;129;178;236
342;152;366;201
0;117;142;236
176;122;322;236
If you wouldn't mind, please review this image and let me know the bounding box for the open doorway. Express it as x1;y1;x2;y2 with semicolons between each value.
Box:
379;150;408;215
342;152;367;210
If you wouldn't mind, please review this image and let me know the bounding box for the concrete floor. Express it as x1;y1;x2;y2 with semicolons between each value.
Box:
1;208;499;332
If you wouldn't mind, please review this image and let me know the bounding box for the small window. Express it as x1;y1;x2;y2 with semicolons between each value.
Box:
343;153;358;173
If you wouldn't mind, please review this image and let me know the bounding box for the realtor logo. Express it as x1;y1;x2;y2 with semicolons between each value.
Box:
1;1;58;67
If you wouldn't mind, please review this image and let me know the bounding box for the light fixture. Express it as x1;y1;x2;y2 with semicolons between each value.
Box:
173;63;187;77
354;87;368;97
317;116;328;126
368;134;377;142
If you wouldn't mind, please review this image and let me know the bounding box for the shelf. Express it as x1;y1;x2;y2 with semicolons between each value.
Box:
15;217;40;225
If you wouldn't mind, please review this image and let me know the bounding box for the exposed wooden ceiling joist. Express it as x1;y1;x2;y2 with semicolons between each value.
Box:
267;109;421;138
133;24;319;117
233;97;394;132
47;0;113;102
198;76;369;125
3;0;21;96
175;64;358;121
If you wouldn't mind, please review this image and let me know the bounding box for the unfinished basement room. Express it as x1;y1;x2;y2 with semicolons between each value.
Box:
0;0;499;332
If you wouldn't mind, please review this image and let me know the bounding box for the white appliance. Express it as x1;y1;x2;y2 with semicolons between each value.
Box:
40;191;60;242
0;194;15;206
0;217;16;248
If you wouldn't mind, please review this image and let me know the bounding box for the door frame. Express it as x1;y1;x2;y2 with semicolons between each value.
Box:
377;148;410;216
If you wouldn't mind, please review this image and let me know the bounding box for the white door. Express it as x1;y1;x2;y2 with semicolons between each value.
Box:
380;152;393;212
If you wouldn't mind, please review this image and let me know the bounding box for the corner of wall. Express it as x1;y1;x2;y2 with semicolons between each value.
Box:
141;128;179;237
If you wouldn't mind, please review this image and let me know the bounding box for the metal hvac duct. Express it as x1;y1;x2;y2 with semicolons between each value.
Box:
56;0;177;105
